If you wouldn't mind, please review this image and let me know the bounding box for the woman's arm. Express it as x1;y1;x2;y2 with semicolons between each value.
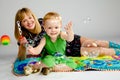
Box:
17;45;26;60
17;36;28;60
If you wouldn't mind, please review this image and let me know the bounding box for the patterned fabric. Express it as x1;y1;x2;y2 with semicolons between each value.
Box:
72;56;120;71
109;41;120;49
25;29;45;47
114;48;120;56
66;34;81;57
13;58;40;74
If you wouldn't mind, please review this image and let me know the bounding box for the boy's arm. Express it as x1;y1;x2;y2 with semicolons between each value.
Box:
61;21;74;42
27;37;46;55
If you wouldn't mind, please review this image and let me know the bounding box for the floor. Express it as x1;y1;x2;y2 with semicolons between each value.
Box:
0;39;120;80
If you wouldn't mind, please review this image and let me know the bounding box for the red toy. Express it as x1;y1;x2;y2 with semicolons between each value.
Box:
1;35;10;45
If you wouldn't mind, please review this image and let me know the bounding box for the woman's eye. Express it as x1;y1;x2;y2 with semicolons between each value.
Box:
29;16;32;19
22;20;27;23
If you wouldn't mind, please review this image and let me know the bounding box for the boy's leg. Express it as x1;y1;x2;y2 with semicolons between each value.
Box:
52;64;73;72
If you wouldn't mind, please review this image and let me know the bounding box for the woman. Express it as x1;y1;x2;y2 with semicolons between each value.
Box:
13;7;120;76
13;7;45;75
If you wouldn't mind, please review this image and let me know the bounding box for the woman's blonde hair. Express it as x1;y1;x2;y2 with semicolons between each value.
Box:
14;7;41;40
43;12;62;27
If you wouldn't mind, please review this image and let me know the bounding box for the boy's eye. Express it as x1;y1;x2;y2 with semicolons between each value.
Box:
55;27;58;29
48;27;51;29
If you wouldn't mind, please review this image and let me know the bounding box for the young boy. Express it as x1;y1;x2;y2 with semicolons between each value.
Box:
28;12;77;75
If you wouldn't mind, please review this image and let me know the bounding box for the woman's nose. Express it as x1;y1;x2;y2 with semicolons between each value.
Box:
27;20;31;24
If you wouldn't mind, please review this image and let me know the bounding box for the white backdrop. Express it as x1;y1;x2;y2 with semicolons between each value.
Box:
0;0;120;80
0;0;120;42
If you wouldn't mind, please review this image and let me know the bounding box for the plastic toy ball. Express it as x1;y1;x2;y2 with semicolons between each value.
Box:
1;35;10;45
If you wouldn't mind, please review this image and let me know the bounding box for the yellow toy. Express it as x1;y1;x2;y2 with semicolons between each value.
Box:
24;62;42;76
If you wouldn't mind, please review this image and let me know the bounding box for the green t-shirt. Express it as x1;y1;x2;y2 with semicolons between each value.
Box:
42;34;77;69
44;34;66;55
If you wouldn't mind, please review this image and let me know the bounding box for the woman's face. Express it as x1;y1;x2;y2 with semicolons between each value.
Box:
21;14;35;30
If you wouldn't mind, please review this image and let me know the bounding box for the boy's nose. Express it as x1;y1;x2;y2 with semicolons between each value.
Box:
52;28;55;32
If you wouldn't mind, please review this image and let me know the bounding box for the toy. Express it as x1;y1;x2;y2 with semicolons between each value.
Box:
16;21;30;60
16;21;29;47
1;35;10;45
41;67;52;75
24;61;42;76
24;64;33;76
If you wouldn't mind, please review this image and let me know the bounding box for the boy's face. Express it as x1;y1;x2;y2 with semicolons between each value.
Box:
21;14;35;30
44;19;62;39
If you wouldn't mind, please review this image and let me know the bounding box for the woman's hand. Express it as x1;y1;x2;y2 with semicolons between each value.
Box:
18;36;28;46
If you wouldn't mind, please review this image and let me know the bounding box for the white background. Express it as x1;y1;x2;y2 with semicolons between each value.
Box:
0;0;120;42
0;0;120;80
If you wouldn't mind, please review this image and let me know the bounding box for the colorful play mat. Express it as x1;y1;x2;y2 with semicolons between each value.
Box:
71;56;120;71
13;55;120;76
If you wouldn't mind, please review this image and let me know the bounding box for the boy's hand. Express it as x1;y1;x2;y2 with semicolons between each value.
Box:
64;21;73;34
64;21;74;42
27;45;39;55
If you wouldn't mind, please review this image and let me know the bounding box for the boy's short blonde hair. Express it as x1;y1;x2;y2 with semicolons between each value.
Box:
43;12;62;27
